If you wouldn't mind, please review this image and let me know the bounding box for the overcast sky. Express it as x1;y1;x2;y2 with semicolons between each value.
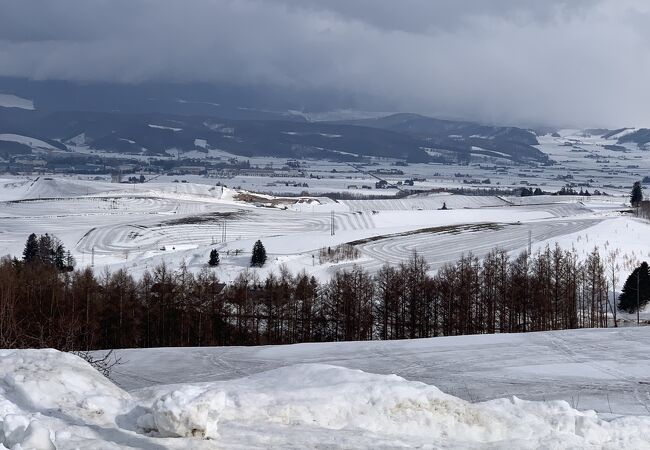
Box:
1;0;649;127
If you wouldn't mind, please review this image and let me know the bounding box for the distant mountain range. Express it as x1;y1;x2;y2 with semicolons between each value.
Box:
9;76;649;164
0;107;554;164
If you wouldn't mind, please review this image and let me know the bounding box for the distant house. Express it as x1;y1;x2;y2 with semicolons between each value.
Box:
375;180;388;189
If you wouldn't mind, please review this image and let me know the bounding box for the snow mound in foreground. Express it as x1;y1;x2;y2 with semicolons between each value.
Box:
138;364;650;448
2;349;650;449
0;349;130;449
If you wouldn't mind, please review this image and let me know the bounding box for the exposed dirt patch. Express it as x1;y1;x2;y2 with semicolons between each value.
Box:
348;222;505;246
163;211;247;225
234;192;321;208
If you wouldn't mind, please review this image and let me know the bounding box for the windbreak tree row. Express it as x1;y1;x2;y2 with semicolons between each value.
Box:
0;244;610;351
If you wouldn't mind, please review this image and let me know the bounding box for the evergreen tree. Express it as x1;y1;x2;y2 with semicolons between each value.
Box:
22;233;39;264
618;262;650;313
37;234;54;266
208;249;220;267
250;240;267;267
64;250;76;272
54;244;66;271
22;233;73;272
631;181;643;207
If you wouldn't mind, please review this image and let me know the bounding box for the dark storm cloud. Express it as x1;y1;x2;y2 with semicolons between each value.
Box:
0;0;649;127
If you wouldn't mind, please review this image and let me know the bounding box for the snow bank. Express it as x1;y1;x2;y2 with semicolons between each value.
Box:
137;363;650;448
0;349;128;414
0;349;130;449
142;387;225;438
2;349;650;448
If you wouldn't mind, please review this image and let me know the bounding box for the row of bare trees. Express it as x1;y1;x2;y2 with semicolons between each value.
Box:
0;244;610;350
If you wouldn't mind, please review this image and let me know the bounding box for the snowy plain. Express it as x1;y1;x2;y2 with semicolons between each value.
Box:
0;175;643;286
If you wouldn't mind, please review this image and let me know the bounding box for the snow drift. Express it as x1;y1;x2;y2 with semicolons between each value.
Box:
0;349;130;449
137;364;650;448
2;349;650;449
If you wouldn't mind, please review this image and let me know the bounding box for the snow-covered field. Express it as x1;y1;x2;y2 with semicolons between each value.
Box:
0;93;34;110
110;327;650;417
5;127;650;198
2;128;650;448
0;176;643;284
5;328;650;448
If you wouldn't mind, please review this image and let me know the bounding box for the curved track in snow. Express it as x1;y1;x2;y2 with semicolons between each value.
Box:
75;209;378;256
338;218;602;273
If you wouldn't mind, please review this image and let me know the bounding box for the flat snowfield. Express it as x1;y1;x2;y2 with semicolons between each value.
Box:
0;176;645;284
4;328;650;449
112;327;650;417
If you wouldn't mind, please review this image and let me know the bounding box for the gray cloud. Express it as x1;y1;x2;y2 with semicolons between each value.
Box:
1;0;649;127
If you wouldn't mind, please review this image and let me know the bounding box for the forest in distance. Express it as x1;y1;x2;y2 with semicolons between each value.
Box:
0;232;631;351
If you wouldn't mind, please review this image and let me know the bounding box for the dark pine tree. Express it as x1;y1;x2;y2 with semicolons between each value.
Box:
22;233;39;264
208;249;220;267
631;181;643;207
22;233;73;272
64;250;76;272
54;244;66;271
37;234;54;266
251;240;267;267
618;262;650;313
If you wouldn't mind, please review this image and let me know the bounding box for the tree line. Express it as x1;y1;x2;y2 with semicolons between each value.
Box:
0;238;618;351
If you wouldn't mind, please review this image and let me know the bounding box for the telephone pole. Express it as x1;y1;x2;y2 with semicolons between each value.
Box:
330;210;335;236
